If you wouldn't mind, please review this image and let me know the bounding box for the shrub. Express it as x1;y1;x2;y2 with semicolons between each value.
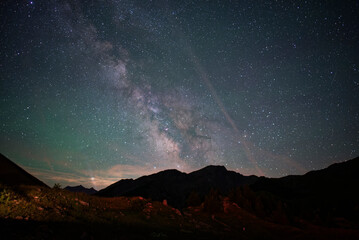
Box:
53;183;62;189
0;189;11;205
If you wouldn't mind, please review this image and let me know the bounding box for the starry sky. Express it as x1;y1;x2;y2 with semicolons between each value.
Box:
1;0;358;189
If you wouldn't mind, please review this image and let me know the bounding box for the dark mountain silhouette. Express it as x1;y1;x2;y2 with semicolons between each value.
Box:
64;185;98;195
251;156;359;221
0;153;48;187
252;156;359;197
97;165;258;208
97;157;359;221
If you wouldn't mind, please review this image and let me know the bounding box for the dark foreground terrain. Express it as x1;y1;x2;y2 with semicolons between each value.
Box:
0;184;359;240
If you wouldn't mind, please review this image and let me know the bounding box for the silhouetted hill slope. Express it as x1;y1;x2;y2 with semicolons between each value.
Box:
97;165;258;208
252;157;359;197
251;157;359;220
0;153;48;187
64;185;97;195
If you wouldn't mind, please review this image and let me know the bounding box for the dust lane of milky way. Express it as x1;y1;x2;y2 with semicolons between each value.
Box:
1;0;358;189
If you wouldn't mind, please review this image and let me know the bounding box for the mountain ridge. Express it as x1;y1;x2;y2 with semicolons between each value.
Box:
97;157;359;212
0;153;48;187
64;185;98;195
97;165;258;208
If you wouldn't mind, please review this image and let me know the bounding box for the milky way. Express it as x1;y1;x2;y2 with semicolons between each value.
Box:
1;0;358;189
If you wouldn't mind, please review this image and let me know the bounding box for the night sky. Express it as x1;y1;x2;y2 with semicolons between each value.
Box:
1;0;358;189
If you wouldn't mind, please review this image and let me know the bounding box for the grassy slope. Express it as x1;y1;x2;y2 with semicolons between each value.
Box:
0;184;358;240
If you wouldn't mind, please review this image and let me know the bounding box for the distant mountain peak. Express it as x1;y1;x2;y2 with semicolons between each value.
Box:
97;164;257;208
199;165;227;171
155;168;184;176
65;185;97;195
190;165;228;175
